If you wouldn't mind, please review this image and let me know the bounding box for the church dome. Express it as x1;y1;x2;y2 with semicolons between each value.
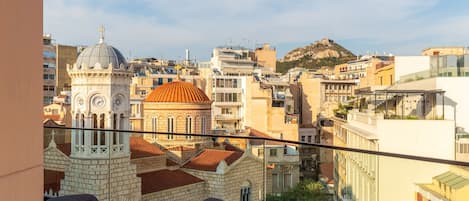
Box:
75;42;127;69
144;81;211;103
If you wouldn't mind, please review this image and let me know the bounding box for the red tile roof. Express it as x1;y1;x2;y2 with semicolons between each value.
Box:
138;169;204;194
130;137;164;159
248;128;283;146
167;146;196;151
44;169;64;193
222;142;244;152
183;149;243;171
144;81;211;103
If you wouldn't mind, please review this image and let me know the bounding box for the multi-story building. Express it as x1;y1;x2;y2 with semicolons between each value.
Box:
43;34;56;105
255;43;277;72
415;166;469;201
211;75;246;131
332;92;455;201
210;46;256;76
422;46;468;56
55;44;77;94
249;128;300;194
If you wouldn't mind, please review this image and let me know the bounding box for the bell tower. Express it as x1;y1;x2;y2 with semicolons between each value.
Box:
60;29;141;201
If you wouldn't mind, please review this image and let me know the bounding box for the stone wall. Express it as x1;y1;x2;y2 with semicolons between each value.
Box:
141;182;206;201
131;155;166;174
183;169;225;199
61;157;142;201
183;155;264;201
224;156;264;201
44;147;70;171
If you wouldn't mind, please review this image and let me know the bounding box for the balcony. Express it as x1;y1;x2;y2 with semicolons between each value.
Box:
214;114;242;120
43;126;469;201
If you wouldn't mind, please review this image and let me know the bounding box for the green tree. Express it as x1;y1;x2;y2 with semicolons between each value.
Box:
266;180;331;201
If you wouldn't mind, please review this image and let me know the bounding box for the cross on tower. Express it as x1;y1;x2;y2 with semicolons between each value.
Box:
99;25;105;44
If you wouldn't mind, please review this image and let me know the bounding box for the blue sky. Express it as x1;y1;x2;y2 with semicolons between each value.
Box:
44;0;469;61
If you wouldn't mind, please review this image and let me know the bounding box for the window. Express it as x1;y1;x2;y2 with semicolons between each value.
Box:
301;136;305;142
284;145;288;155
273;173;279;190
168;78;173;83
269;149;277;157
99;114;105;145
151;116;158;140
186;116;192;139
92;114;98;145
43;74;55;80
307;136;312;143
158;78;163;85
221;108;232;114
240;181;251;201
257;148;264;157
284;173;292;189
167;117;174;139
43;85;55;92
201;117;206;135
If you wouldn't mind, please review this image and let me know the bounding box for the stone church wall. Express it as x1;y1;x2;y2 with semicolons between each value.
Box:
142;182;206;201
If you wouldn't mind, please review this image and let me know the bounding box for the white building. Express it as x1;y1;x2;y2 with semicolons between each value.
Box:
62;33;141;200
210;46;256;76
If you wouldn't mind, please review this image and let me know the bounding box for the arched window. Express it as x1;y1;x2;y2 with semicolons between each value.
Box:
201;116;206;135
113;114;118;145
240;181;251;201
119;114;125;144
74;113;80;145
99;114;105;145
167;116;174;140
151;116;158;140
185;116;192;139
92;114;98;145
80;114;84;146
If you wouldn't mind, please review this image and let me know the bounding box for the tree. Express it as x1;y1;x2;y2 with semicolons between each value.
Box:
266;180;331;201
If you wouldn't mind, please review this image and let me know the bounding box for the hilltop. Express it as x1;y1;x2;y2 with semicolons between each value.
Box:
277;38;356;73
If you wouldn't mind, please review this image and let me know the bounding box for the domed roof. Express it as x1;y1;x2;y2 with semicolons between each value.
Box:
75;42;127;68
145;81;211;103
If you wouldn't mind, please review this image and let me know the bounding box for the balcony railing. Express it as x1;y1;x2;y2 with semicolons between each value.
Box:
43;126;469;201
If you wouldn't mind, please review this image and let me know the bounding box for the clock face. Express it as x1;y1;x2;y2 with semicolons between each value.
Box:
114;97;122;106
92;96;106;108
77;97;84;106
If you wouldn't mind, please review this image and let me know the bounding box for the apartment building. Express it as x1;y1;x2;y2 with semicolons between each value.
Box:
43;34;56;105
332;94;455;201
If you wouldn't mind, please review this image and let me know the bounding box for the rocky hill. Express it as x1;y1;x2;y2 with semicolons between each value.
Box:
277;38;356;73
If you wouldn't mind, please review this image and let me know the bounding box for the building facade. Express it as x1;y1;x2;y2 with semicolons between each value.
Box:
43;34;56;105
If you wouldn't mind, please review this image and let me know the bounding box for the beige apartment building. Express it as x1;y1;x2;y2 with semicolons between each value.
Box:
55;44;77;94
43;34;56;105
422;47;468;56
255;43;277;72
298;72;358;126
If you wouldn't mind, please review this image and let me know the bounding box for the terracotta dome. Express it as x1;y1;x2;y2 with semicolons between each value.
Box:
144;81;211;103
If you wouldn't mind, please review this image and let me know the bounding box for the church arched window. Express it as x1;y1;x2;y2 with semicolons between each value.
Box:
151;116;158;140
167;116;174;140
99;114;105;145
185;115;192;139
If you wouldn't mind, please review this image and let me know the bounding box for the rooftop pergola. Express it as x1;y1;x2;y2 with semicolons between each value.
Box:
354;88;446;119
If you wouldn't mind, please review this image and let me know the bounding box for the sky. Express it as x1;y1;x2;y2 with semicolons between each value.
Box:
44;0;469;61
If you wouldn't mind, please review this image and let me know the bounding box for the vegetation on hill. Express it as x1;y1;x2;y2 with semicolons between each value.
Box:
277;38;356;74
